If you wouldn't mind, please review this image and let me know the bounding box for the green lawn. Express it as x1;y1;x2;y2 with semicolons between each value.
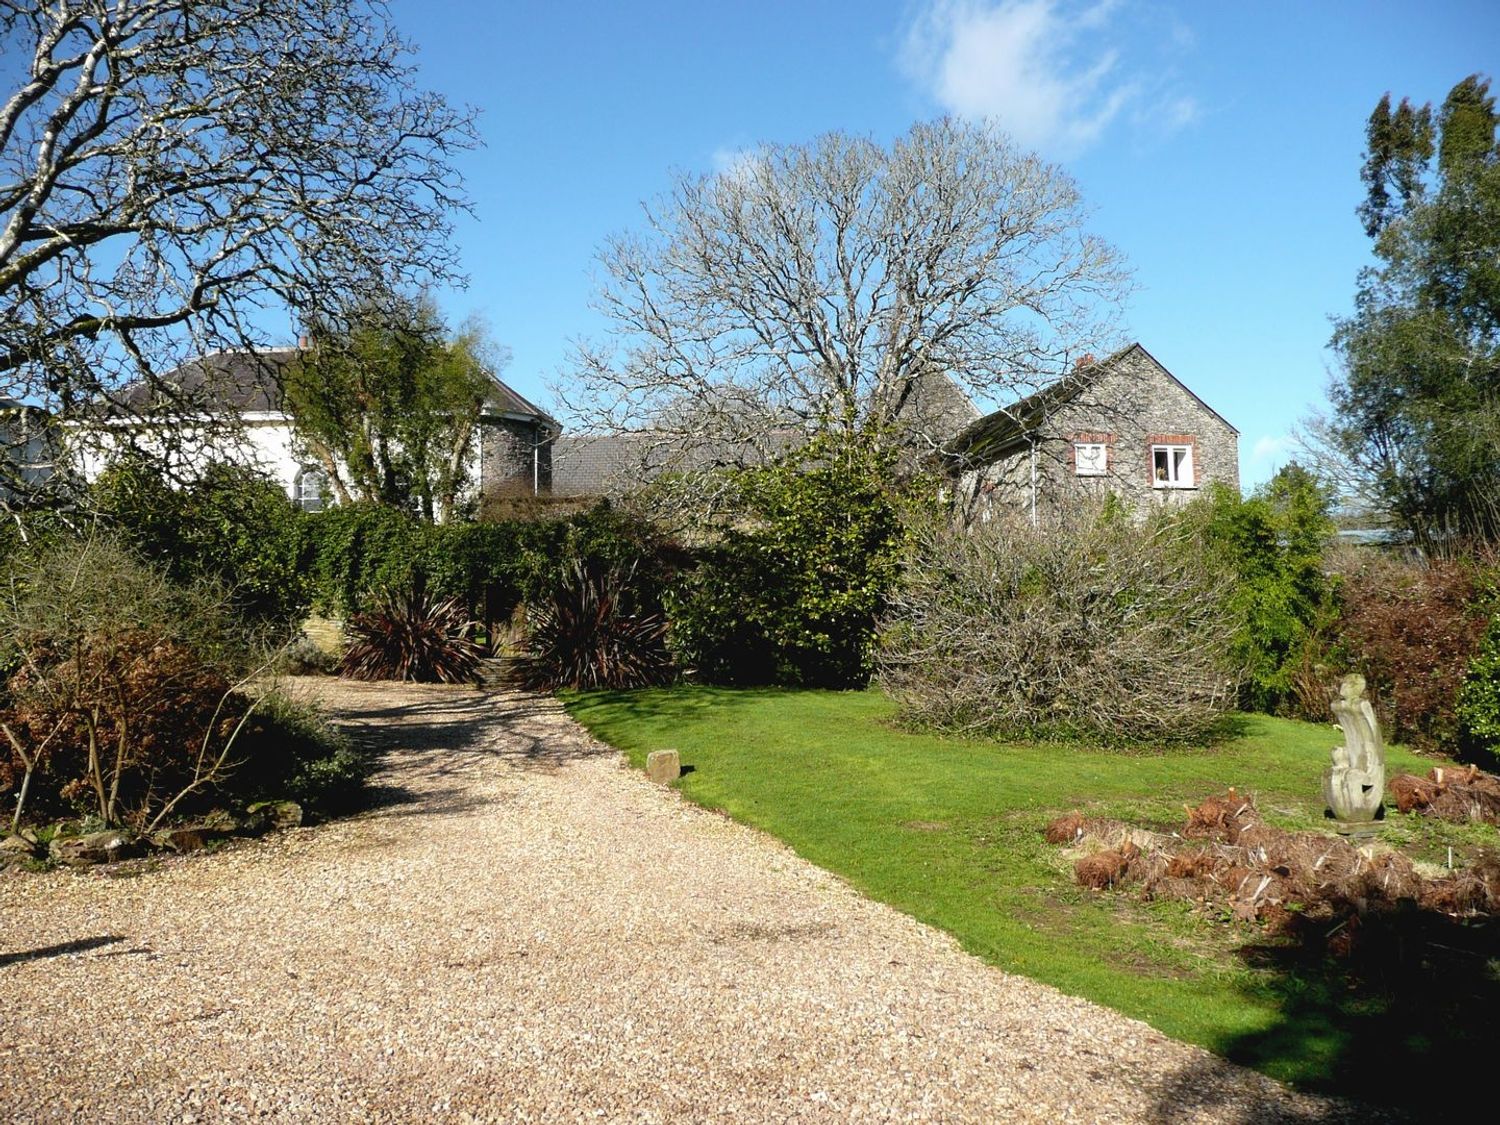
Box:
565;686;1498;1110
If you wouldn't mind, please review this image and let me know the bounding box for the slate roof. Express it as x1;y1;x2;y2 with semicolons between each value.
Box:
551;372;979;498
943;342;1237;468
550;429;807;498
104;348;558;426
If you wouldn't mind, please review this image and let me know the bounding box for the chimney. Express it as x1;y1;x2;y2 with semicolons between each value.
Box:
298;334;310;350
1074;353;1096;370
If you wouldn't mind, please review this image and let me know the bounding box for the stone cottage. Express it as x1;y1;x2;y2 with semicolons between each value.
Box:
944;343;1239;520
74;347;559;509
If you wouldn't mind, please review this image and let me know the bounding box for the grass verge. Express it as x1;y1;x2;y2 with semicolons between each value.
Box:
565;685;1498;1111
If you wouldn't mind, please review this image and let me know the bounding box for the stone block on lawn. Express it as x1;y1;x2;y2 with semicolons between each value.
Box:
646;749;681;785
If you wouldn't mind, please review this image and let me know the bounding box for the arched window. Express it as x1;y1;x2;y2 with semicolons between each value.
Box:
294;466;329;512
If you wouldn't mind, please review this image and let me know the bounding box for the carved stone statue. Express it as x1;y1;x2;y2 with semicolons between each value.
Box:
1323;674;1386;828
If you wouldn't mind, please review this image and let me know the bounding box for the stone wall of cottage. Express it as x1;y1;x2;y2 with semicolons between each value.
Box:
479;417;551;496
959;348;1239;517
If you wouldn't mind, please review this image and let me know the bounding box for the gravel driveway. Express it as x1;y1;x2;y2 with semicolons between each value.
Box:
1;678;1359;1123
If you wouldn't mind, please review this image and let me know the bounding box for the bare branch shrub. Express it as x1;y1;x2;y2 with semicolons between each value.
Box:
878;501;1240;745
0;534;273;829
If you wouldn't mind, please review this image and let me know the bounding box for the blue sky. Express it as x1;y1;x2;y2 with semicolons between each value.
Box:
390;0;1498;489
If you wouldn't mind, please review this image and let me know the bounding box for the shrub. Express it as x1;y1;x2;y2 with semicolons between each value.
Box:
1456;609;1500;767
290;501;664;651
879;502;1239;746
1332;552;1493;750
227;693;372;815
1195;465;1338;716
0;535;267;830
338;588;483;684
666;436;910;688
513;559;673;691
92;456;309;626
276;633;339;676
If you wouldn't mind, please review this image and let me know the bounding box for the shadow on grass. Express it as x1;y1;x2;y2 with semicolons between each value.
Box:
1154;906;1497;1121
567;684;792;729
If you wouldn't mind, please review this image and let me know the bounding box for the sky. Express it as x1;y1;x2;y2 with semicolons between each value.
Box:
387;0;1499;490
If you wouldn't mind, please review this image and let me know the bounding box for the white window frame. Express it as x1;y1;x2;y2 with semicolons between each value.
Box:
1073;441;1108;476
294;466;329;512
1151;444;1194;489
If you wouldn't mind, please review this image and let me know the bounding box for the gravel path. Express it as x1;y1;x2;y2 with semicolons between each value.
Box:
1;678;1358;1123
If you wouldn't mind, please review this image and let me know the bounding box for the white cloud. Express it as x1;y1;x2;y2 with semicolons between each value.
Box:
709;145;766;184
900;1;1195;157
1251;433;1293;464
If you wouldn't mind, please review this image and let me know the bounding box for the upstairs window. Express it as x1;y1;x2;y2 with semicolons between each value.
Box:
1151;444;1194;488
295;466;328;511
1073;442;1108;476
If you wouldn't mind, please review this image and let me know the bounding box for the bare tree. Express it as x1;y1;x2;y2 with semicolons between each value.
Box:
0;0;477;503
561;118;1130;482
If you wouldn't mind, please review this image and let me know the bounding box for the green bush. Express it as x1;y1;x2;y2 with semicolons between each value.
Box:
92;456;309;626
667;437;910;688
1456;604;1500;767
287;500;644;628
1195;464;1337;716
227;693;372;816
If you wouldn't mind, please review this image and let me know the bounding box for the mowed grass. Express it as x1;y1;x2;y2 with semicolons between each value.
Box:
565;686;1498;1106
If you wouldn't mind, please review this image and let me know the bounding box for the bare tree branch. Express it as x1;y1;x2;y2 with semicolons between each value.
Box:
0;0;478;502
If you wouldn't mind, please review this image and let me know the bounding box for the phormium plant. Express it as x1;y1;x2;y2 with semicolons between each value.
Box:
338;588;483;684
513;559;673;691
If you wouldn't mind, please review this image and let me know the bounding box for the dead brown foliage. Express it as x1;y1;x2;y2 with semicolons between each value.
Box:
1047;789;1500;955
1043;812;1086;844
1390;764;1500;823
1332;552;1493;750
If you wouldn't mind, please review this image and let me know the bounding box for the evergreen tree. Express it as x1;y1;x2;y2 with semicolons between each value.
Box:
1325;75;1500;548
284;298;502;523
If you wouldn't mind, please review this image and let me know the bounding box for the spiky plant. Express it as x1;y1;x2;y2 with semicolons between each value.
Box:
339;588;482;685
513;560;673;691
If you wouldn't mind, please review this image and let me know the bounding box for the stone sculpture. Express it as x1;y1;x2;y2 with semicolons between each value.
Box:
1323;674;1386;830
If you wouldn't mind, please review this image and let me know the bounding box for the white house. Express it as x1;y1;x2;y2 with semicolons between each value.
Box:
73;347;560;509
0;395;54;502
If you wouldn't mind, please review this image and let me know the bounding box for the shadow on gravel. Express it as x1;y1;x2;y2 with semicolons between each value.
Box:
0;935;124;968
329;687;615;774
1148;1054;1387;1125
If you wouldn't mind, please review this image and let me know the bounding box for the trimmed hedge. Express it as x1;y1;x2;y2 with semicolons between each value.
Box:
291;501;667;643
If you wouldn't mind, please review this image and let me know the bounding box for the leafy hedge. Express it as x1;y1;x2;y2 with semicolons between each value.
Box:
1195;465;1338;717
290;501;666;633
666;437;912;689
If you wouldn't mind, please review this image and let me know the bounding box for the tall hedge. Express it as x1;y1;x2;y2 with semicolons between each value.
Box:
292;501;663;629
666;437;911;689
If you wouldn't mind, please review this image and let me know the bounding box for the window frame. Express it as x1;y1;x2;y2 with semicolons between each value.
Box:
294;465;329;512
1150;443;1195;489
